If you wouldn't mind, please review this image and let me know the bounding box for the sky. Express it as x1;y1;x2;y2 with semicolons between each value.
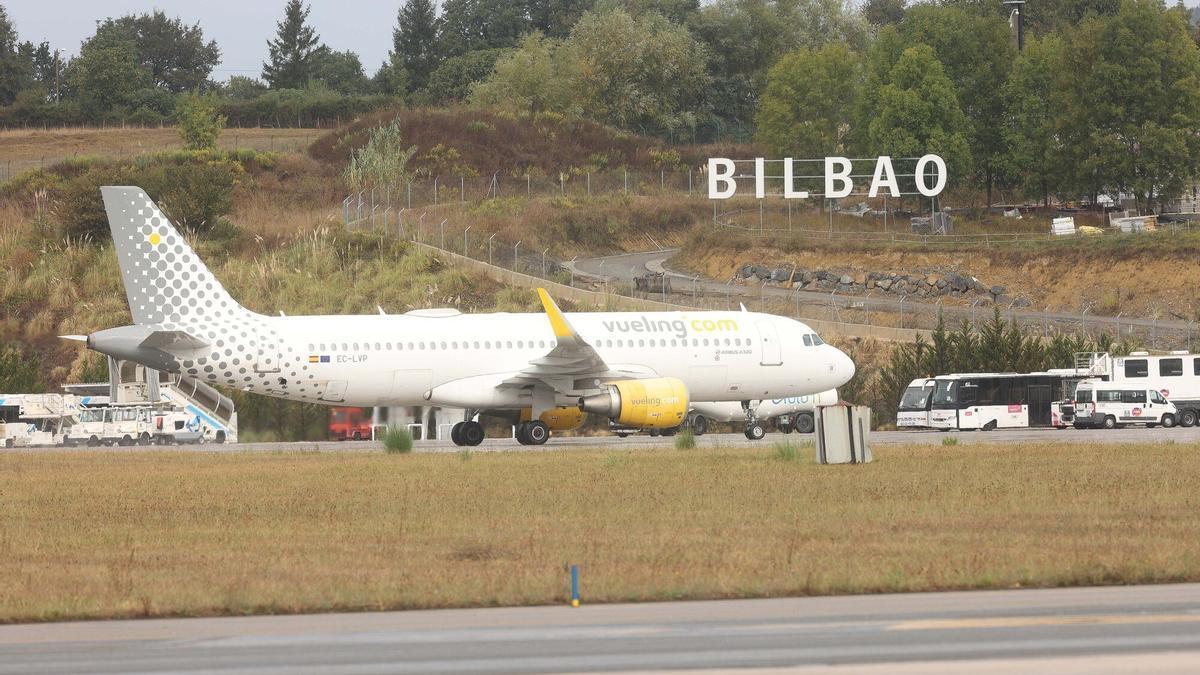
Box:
6;1;399;80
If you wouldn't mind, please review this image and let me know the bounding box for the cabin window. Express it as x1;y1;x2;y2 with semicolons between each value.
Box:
1124;359;1148;378
319;343;325;351
308;343;314;351
341;343;348;351
1121;390;1146;404
1160;358;1183;377
440;342;447;350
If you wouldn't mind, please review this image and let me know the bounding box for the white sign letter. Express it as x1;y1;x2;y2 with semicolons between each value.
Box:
868;156;901;198
708;158;737;199
915;154;948;197
824;157;853;199
755;157;766;199
783;158;809;199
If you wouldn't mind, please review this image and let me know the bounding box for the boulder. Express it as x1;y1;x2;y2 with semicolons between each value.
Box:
772;267;791;282
936;278;948;289
1013;297;1033;308
854;273;867;285
990;285;1006;297
878;278;892;290
791;269;805;282
839;274;854;286
739;263;755;278
754;265;771;280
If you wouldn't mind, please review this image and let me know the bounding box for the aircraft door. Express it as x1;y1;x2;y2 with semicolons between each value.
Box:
756;320;782;366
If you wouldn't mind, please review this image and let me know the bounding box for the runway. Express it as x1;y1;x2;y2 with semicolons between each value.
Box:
13;424;1200;453
3;584;1200;673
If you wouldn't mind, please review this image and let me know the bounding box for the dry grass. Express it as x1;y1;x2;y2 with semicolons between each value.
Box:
0;127;319;181
2;442;1198;623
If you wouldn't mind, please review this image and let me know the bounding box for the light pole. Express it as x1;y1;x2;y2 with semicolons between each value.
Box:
463;225;471;256
488;233;497;266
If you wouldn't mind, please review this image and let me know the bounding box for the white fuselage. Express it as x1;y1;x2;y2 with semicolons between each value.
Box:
230;309;853;410
691;389;839;423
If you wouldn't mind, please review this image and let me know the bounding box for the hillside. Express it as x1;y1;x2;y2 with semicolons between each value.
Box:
309;107;756;176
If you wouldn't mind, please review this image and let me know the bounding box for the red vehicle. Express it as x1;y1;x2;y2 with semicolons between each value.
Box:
330;407;372;441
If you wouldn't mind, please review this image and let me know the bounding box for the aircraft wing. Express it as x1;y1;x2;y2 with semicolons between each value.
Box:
498;289;616;394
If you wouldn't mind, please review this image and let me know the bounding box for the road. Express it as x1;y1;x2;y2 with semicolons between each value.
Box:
4;584;1200;673
11;425;1200;454
568;250;1195;339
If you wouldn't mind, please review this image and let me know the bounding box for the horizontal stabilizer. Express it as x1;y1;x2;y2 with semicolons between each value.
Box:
58;335;88;342
138;329;210;351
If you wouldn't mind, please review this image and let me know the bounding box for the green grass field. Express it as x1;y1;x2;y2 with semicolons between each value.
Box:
2;442;1199;623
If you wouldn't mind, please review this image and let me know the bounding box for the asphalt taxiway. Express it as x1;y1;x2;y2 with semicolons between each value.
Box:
3;584;1200;673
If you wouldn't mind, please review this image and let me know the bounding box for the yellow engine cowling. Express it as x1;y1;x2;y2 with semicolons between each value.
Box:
539;406;586;432
578;377;689;429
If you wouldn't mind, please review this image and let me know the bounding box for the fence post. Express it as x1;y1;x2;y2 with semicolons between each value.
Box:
624;169;628;195
587;172;591;196
688;168;693;196
433;176;439;205
406;182;412;209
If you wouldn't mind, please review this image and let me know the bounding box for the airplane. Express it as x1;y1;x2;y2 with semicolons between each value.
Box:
74;186;856;446
689;389;839;439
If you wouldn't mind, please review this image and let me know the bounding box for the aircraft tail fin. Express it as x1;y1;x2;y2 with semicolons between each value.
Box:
101;186;249;328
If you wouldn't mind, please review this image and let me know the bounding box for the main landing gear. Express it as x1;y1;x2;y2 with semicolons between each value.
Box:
515;420;550;446
450;419;485;447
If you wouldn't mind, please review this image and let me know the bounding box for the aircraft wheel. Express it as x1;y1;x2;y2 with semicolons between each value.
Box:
462;421;485;446
526;421;550;445
616;432;629;438
744;422;766;441
794;413;815;434
690;415;708;436
450;421;465;446
648;429;660;437
661;428;676;437
516;422;533;445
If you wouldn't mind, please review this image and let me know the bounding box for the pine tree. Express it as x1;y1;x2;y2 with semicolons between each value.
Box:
390;0;440;93
0;4;34;105
262;0;324;89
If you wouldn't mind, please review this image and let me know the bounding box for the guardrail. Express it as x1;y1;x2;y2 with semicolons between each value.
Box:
344;196;1197;351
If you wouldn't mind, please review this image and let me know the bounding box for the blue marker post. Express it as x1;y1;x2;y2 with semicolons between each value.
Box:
570;565;580;607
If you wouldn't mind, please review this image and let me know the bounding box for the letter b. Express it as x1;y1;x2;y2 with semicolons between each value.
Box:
824;157;853;199
708;158;737;199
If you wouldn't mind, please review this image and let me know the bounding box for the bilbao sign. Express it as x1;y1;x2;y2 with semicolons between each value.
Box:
707;155;947;200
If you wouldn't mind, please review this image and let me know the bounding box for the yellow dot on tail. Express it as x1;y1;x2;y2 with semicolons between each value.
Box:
149;233;161;246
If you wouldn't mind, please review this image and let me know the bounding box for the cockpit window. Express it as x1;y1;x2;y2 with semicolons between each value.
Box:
811;334;824;345
802;335;812;347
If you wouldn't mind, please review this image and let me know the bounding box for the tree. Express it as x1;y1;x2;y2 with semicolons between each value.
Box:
565;8;710;134
897;4;1015;205
863;0;906;26
312;49;369;94
175;91;225;150
425;48;501;103
437;0;531;57
755;43;862;157
67;29;151;120
88;11;220;93
263;0;324;89
1053;0;1200;211
469;34;574;114
867;45;972;187
390;0;441;92
528;0;596;37
1001;35;1063;205
222;75;268;100
0;5;33;105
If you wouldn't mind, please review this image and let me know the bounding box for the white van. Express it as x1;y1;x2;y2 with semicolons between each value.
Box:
1073;379;1177;429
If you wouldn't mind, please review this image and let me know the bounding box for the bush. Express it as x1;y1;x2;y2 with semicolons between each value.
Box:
774;441;800;462
55;155;243;237
176;92;227;151
942;436;959;446
383;426;413;453
674;428;695;449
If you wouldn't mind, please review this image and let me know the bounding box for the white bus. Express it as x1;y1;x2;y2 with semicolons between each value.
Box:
896;378;935;429
1072;379;1177;428
928;372;1081;431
